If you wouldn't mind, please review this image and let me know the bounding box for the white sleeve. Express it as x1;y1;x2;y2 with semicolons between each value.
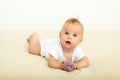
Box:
48;47;59;60
74;46;85;61
47;43;64;62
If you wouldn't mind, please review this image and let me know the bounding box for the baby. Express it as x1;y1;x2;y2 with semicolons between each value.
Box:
27;18;89;71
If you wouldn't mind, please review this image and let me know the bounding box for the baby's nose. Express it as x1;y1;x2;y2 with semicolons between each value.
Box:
67;35;72;39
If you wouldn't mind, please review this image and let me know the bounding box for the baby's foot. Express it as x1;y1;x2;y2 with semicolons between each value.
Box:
26;32;38;43
26;35;32;43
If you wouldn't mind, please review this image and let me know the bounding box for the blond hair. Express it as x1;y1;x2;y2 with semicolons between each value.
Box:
61;18;84;35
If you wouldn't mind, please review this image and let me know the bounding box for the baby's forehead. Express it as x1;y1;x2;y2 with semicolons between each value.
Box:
64;23;82;30
62;24;83;35
63;28;82;35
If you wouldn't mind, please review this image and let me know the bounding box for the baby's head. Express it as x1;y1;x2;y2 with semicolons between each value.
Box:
60;18;84;49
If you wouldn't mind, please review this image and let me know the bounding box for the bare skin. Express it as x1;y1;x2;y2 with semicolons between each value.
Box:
27;32;40;55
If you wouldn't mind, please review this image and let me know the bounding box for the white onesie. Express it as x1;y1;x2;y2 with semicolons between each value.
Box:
40;38;85;62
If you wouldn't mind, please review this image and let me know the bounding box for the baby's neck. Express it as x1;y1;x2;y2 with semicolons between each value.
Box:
62;47;73;53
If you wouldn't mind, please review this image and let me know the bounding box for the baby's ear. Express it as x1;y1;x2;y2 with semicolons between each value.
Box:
59;31;62;37
80;36;83;42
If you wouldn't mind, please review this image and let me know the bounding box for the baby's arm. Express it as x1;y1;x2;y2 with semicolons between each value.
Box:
48;55;63;69
75;56;89;70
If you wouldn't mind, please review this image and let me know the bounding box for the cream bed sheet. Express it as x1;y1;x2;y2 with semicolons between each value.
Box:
0;30;120;80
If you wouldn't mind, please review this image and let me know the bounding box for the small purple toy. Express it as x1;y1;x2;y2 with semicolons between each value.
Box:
62;61;75;72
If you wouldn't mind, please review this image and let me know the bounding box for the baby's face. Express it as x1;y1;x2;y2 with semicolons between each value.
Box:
60;23;83;49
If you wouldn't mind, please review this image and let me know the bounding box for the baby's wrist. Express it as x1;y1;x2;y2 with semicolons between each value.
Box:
75;64;81;70
74;63;79;70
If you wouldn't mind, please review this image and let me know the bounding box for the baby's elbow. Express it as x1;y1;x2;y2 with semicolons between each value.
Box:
86;62;89;67
48;61;53;68
85;60;89;67
48;65;53;68
81;56;90;67
47;60;51;67
84;56;89;67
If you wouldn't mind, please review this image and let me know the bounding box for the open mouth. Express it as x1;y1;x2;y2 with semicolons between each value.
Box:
65;41;71;44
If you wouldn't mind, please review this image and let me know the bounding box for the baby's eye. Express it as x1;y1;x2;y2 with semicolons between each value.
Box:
73;34;77;37
65;32;69;35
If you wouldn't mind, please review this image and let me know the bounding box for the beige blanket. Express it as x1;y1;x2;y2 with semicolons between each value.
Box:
0;30;120;80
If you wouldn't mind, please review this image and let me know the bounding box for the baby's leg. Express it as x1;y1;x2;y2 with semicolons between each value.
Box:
27;32;41;56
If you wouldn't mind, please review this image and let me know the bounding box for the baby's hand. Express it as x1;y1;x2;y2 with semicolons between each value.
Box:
59;61;65;69
74;64;81;70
